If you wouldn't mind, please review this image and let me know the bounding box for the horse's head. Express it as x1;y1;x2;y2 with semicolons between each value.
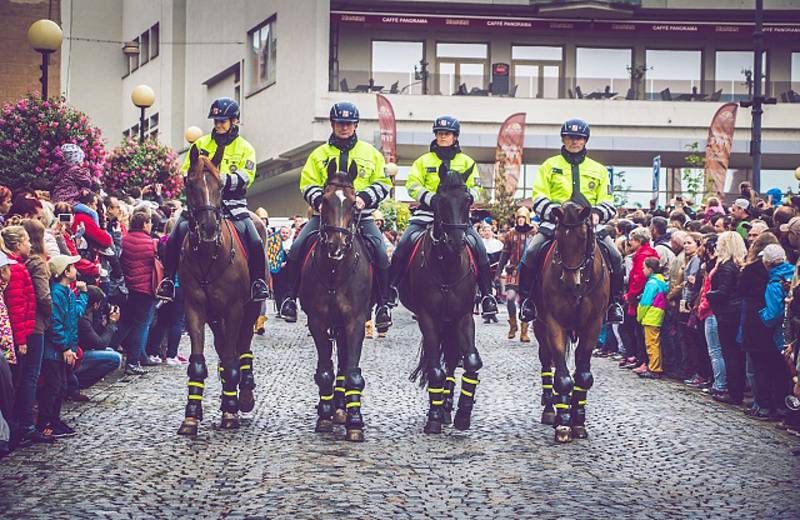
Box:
432;162;473;254
320;159;358;261
185;144;224;243
551;200;593;287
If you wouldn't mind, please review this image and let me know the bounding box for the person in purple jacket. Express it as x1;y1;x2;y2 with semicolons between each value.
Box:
50;144;95;205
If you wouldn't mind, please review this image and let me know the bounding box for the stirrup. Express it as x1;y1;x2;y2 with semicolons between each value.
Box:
480;295;498;317
387;286;399;308
519;298;536;323
375;305;392;333
250;279;269;302
156;279;175;301
279;297;298;322
606;302;625;323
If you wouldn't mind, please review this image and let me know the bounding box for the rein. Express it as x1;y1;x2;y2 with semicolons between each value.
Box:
551;218;604;299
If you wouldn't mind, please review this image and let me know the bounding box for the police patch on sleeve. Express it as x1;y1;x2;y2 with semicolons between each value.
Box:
473;177;482;187
588;181;596;190
245;160;254;171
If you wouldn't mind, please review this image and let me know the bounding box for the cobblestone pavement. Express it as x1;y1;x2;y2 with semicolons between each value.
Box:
1;308;798;519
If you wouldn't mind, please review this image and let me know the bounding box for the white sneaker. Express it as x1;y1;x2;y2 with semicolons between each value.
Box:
166;357;182;366
148;355;162;364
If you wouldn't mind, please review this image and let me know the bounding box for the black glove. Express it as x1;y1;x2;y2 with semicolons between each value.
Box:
429;194;442;209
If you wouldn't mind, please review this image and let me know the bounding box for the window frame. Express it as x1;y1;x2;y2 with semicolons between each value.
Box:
643;47;704;99
510;44;564;99
435;41;490;95
140;30;150;66
574;45;634;96
713;48;768;102
369;39;426;94
245;15;278;98
150;23;160;60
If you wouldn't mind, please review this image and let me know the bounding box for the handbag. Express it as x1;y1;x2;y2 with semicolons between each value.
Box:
151;240;165;294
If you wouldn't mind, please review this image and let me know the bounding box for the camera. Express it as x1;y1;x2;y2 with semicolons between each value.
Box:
58;213;73;223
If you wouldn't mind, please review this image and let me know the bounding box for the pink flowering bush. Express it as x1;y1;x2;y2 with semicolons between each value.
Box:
0;95;107;190
105;138;183;199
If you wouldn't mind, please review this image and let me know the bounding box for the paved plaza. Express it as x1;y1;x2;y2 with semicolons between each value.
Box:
1;309;797;519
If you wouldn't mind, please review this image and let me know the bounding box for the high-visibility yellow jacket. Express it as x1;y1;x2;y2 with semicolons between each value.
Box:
299;140;391;216
406;151;481;222
531;153;615;223
182;133;256;218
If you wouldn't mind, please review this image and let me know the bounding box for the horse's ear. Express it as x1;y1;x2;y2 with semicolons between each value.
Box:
189;145;199;166
551;206;564;222
347;160;358;183
327;159;338;181
461;163;475;184
438;162;448;180
578;205;592;222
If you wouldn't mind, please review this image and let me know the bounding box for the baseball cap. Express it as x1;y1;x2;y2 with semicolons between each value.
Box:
0;251;17;268
49;255;81;278
780;216;800;234
758;243;787;263
732;198;750;211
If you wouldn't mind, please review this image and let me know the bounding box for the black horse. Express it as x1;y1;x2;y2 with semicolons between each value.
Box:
399;164;482;434
300;160;373;442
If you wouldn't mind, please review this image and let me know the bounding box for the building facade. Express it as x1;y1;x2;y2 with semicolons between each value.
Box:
59;0;800;212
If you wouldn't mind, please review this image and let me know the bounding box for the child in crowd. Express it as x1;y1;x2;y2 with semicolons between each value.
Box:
637;256;668;379
38;255;88;438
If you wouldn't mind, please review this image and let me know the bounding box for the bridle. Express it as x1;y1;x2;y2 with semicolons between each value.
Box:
552;214;601;294
431;189;470;248
319;181;360;260
186;203;223;244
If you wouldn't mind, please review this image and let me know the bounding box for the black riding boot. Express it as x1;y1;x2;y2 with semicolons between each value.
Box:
278;260;299;322
601;235;625;324
157;218;189;301
477;262;498;317
374;266;392;333
518;258;537;323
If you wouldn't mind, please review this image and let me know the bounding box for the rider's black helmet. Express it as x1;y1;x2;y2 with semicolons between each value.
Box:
433;115;460;136
208;97;240;121
560;118;590;140
330;102;360;123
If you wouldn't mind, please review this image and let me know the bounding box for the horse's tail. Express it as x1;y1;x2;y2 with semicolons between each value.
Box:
409;323;449;387
442;328;461;374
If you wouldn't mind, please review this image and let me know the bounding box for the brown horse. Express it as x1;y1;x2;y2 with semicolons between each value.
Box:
400;164;482;434
300;160;373;442
532;200;609;443
177;145;266;436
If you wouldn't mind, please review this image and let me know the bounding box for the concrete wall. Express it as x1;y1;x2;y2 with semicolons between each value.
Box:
0;0;61;103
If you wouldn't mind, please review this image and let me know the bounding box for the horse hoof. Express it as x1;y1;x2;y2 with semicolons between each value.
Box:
345;429;364;442
571;425;588;439
177;418;198;436
442;410;452;425
541;411;556;425
555;425;572;443
239;389;255;413
220;413;240;430
333;409;347;425
453;414;471;431
315;419;334;433
424;420;442;434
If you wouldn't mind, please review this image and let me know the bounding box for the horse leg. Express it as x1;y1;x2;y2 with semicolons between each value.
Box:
238;302;260;413
309;316;335;433
534;322;556;425
454;316;481;431
333;328;347;425
442;368;457;425
571;321;601;440
178;307;208;436
545;322;573;443
424;365;446;434
343;321;367;442
217;311;243;430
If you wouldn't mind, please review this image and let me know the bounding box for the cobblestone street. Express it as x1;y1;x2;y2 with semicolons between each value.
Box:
1;309;798;519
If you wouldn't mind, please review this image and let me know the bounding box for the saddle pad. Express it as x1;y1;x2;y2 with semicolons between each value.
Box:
407;229;478;274
226;219;248;260
302;238;318;271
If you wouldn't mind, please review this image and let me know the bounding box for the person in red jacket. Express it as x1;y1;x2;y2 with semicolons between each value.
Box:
52;203;100;281
0;226;35;356
70;191;113;251
622;226;660;373
113;209;157;375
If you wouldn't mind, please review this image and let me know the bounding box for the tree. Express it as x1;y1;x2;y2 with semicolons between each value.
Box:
612;168;632;207
378;198;410;233
487;156;517;227
104;137;183;199
681;142;706;203
0;95;107;190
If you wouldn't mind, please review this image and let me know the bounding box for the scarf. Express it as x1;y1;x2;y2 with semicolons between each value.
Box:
430;140;461;163
560;145;587;165
212;125;240;147
514;224;532;234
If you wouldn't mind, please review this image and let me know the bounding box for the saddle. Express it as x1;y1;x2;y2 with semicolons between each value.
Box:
406;223;477;273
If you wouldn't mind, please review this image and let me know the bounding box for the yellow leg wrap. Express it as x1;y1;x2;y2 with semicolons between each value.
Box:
320;394;334;401
574;386;587;392
240;365;251;370
223;390;237;396
541;371;554;376
334;387;346;392
427;388;444;393
239;353;254;360
461;389;473;397
542;384;553;389
188;382;204;388
346;402;361;408
446;376;457;383
188;395;203;400
345;390;362;397
431;400;444;406
555;403;570;409
578;400;587;406
462;376;479;385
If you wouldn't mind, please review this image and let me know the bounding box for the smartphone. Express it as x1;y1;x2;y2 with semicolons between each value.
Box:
58;213;72;223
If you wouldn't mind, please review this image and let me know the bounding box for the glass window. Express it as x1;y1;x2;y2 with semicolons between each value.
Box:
150;23;159;59
575;48;631;98
714;50;766;102
761;170;795;193
129;37;139;73
436;43;487;59
791;52;800;91
436;43;487;95
248;17;277;92
140;31;149;66
645;50;701;100
512;46;562;61
371;41;424;95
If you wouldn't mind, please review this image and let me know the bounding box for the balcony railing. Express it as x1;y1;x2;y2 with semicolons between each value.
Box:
331;69;800;104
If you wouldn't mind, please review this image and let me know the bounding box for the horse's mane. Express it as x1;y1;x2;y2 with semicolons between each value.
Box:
326;171;354;189
439;170;466;188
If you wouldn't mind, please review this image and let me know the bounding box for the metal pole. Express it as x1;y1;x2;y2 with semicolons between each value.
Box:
751;0;764;193
139;106;146;144
40;52;49;99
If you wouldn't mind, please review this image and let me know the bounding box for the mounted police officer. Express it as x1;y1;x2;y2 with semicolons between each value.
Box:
389;115;498;318
278;101;394;332
517;118;624;324
156;96;269;302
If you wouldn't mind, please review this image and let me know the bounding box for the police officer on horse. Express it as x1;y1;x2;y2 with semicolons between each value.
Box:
156;97;269;302
390;115;499;318
517;119;624;324
278;101;394;332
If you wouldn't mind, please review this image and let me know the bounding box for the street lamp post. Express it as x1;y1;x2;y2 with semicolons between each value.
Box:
385;162;399;199
185;126;203;144
131;85;155;144
27;19;63;99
